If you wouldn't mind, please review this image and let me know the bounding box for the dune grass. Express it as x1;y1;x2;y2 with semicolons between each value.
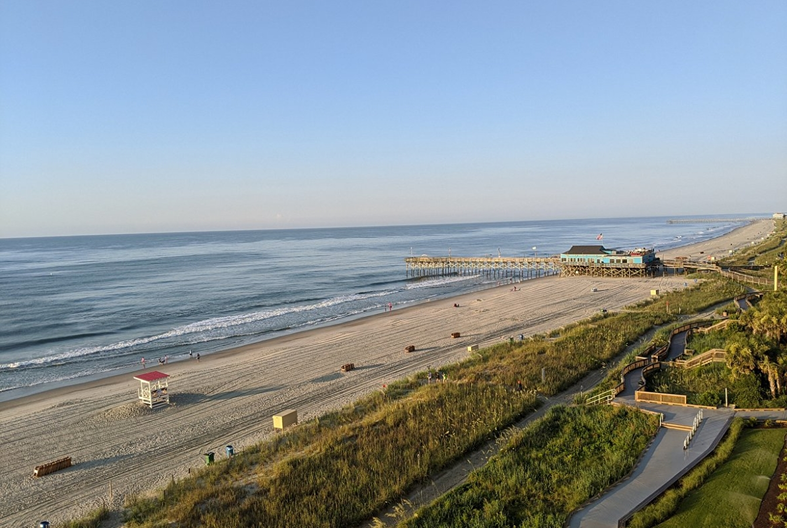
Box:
400;405;659;528
61;505;109;528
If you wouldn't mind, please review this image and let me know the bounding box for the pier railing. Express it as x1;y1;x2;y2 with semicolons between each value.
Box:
404;256;561;278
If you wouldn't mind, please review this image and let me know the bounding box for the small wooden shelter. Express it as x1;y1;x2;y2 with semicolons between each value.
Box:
134;371;170;408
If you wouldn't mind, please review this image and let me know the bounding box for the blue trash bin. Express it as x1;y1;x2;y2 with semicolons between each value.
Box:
40;522;50;528
226;445;234;457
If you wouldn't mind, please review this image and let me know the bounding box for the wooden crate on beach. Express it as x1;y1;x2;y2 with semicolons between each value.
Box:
404;345;416;353
340;363;355;372
451;332;461;338
34;456;72;477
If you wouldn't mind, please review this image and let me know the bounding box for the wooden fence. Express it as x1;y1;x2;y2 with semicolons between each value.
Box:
635;391;687;405
721;269;772;287
674;349;726;369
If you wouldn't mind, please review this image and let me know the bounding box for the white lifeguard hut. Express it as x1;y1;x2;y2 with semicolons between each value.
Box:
134;371;170;408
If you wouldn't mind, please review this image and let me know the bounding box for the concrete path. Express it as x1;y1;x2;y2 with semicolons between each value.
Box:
568;404;733;528
569;330;736;528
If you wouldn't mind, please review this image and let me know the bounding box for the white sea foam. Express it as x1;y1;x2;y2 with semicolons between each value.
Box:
0;290;397;371
405;275;480;290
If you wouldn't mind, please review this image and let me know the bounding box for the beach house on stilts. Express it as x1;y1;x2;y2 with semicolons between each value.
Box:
134;371;170;408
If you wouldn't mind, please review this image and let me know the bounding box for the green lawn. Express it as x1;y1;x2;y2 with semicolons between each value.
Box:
655;428;786;528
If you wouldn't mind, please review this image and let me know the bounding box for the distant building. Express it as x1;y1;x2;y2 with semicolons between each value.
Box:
773;213;785;220
559;245;657;277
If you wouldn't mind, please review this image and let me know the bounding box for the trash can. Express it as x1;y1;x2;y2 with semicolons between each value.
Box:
40;522;50;528
204;452;214;465
225;445;234;457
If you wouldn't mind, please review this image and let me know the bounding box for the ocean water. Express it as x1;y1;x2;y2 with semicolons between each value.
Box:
0;215;765;397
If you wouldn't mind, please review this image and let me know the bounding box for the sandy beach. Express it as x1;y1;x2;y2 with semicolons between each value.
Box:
0;219;773;526
658;219;774;260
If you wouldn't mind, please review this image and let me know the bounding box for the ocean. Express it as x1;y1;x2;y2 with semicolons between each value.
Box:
0;215;765;398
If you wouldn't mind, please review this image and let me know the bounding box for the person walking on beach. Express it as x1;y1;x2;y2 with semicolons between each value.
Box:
388;302;393;312
141;357;146;369
196;353;200;362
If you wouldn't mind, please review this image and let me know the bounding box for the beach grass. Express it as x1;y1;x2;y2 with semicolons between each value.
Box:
61;505;110;528
400;404;659;528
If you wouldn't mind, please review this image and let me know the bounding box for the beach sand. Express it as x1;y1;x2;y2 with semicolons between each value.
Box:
658;219;774;260
0;219;773;526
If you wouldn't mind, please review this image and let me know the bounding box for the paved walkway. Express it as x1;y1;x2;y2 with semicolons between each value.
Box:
569;403;733;528
569;330;736;528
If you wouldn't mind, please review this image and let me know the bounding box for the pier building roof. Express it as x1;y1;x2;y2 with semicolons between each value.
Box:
563;245;609;255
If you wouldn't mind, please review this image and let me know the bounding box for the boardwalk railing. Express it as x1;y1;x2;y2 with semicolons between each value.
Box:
674;349;726;369
586;389;616;406
635;391;687;405
721;269;772;287
661;259;773;287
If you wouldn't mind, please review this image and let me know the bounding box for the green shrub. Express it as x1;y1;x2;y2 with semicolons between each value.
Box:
695;390;722;407
732;373;763;408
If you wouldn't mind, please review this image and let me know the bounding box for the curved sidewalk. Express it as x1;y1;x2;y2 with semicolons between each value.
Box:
569;330;734;528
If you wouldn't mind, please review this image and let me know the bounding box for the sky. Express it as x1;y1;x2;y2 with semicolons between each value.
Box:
1;1;786;238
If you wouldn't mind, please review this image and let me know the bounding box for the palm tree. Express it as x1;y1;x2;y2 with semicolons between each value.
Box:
744;292;787;344
759;355;778;399
725;337;757;380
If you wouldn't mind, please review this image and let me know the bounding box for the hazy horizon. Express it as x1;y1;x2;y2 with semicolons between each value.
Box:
0;211;776;241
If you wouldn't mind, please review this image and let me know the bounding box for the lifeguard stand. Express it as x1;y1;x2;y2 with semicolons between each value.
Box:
134;371;170;408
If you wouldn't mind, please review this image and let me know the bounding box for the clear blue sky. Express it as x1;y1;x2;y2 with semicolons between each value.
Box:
1;1;785;237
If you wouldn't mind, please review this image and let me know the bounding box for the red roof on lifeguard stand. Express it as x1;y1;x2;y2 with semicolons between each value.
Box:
134;371;170;382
